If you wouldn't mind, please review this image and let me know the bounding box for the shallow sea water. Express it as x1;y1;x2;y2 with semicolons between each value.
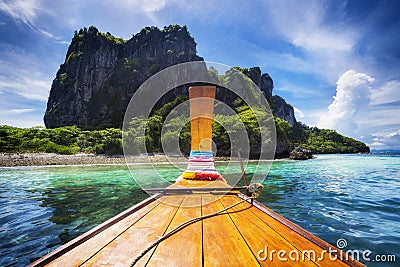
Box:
0;154;398;266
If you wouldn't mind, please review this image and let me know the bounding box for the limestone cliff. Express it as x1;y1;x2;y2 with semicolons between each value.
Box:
270;95;295;126
44;25;202;128
242;67;273;98
44;25;296;131
240;67;296;127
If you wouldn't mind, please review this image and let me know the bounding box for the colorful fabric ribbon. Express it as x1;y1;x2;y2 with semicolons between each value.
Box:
182;150;223;181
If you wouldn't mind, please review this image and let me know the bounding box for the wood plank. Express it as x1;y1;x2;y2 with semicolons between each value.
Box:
237;197;356;267
202;195;260;266
45;198;161;266
220;196;318;266
172;179;231;189
146;195;203;266
80;195;185;266
31;182;362;266
189;86;216;151
29;194;161;267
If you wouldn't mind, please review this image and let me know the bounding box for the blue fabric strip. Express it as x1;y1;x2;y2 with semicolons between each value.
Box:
189;150;214;157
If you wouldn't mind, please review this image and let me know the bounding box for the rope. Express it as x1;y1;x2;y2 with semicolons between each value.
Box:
130;183;263;266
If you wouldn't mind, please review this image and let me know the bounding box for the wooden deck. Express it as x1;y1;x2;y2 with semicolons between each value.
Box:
30;180;364;267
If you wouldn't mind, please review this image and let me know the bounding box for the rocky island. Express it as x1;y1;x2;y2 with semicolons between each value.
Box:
0;25;370;165
44;25;295;130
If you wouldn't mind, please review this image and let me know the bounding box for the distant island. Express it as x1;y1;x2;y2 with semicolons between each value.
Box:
371;149;400;155
0;25;369;162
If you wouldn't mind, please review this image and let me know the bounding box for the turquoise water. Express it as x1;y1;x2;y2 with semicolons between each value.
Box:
0;154;399;266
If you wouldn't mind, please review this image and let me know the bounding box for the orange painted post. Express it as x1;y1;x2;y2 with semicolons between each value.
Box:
182;86;223;181
189;86;216;151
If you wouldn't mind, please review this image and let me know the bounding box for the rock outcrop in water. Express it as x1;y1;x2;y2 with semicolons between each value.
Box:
44;25;296;129
290;147;314;160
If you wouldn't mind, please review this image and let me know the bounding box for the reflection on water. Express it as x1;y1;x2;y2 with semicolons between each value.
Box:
0;154;399;266
34;171;147;244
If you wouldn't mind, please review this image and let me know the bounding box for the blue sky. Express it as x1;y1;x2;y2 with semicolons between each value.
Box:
0;0;399;149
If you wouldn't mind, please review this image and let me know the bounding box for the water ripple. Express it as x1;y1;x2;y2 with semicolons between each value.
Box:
0;155;399;266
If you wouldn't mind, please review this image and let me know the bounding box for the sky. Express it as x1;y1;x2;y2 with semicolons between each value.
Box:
0;0;399;150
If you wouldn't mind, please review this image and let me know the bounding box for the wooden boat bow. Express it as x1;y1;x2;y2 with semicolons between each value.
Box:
29;86;365;266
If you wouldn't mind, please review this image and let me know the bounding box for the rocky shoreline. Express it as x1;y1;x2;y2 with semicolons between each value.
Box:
0;153;175;167
0;153;279;167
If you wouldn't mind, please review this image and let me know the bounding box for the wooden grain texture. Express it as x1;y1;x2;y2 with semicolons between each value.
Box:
235;197;352;267
189;86;201;151
189;86;216;151
202;195;260;266
80;196;184;266
171;179;231;190
146;195;203;266
221;196;318;266
45;199;160;267
28;82;363;267
29;194;161;267
31;182;363;267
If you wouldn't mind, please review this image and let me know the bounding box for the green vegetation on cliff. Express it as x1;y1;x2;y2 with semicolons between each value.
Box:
0;125;122;155
9;25;369;157
274;118;370;155
1;103;369;156
45;25;203;129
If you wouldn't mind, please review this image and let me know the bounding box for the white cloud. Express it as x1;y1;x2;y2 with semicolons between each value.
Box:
44;0;172;39
369;130;400;149
293;29;354;52
0;116;44;128
296;108;326;127
264;51;315;75
265;1;357;52
256;0;370;85
315;70;400;148
0;0;47;35
0;0;70;42
370;80;400;106
0;78;50;101
0;45;52;101
0;0;396;140
293;107;304;119
2;108;35;114
244;35;365;87
142;0;166;12
359;80;400;138
104;0;166;12
0;0;39;24
317;70;374;135
275;79;322;98
100;0;167;22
